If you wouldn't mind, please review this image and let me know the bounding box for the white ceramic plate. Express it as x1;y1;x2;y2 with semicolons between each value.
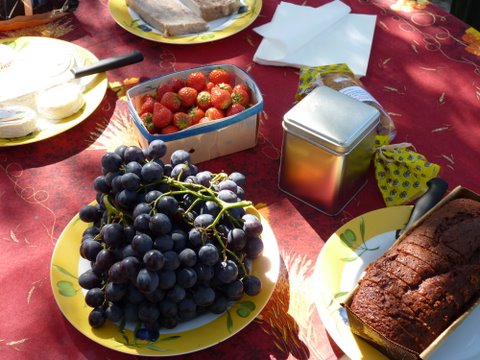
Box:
313;206;480;360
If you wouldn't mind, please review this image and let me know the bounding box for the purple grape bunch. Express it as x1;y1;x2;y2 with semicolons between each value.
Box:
77;140;264;340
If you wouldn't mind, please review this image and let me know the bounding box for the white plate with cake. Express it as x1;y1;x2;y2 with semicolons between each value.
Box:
313;201;480;359
108;0;262;44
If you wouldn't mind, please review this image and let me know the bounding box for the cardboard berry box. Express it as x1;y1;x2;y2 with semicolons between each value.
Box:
126;64;263;164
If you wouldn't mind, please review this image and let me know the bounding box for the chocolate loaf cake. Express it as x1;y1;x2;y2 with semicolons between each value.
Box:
349;198;480;354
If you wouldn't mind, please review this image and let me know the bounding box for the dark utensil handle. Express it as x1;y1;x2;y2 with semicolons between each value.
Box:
71;50;144;78
396;178;448;238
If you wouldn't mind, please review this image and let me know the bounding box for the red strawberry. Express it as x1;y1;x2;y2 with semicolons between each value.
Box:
210;87;232;110
188;106;205;125
140;112;155;133
208;68;231;85
226;103;245;117
169;77;185;92
173;112;192;130
152;103;172;128
186;71;206;91
140;95;155;114
233;83;251;96
216;82;232;93
156;82;174;102
160;91;181;112
231;88;250;107
205;107;224;120
161;125;180;134
177;86;198;108
206;81;216;92
196;91;212;110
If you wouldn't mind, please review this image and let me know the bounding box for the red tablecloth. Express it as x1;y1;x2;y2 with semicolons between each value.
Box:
1;0;479;359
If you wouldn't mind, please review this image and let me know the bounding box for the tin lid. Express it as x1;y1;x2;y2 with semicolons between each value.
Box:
283;86;380;153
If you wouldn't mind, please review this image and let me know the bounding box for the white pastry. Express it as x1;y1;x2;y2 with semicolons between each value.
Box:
0;106;37;138
0;44;76;103
36;82;85;120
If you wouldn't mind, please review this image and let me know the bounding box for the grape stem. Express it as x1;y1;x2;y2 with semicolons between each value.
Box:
207;201;251;230
148;177;253;227
102;195;132;224
212;231;249;277
94;169;255;280
144;174;253;276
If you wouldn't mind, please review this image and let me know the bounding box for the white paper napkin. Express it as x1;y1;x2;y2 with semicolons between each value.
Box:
253;0;377;76
254;1;350;60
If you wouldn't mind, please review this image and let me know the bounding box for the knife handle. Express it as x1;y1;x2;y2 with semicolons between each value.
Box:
71;50;144;78
396;178;448;238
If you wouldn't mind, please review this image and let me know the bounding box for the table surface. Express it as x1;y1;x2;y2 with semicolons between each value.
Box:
1;0;479;359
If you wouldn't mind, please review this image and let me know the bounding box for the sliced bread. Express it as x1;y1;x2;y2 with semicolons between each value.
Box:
180;0;241;21
126;0;208;37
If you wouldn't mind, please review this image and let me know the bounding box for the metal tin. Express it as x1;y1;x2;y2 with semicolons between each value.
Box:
278;86;380;215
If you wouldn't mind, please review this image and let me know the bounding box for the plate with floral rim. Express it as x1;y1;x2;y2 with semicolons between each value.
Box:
108;0;262;44
50;206;280;356
313;205;480;360
0;36;107;147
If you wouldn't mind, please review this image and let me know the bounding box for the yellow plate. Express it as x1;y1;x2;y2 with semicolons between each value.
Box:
50;206;280;356
0;37;107;147
108;0;262;44
313;205;480;360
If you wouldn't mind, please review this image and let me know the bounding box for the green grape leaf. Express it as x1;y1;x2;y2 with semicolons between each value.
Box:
52;264;77;280
118;319;126;333
235;300;256;318
334;291;349;299
120;334;130;345
139;344;168;352
226;310;233;333
57;281;77;297
158;335;181;342
200;34;215;40
359;217;365;242
339;229;356;247
132;324;142;346
239;300;255;312
236;307;250;318
114;333;130;346
117;320;129;344
340;256;359;262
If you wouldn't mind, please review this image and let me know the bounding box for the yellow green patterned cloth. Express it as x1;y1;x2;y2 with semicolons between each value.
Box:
374;135;441;206
295;63;353;101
